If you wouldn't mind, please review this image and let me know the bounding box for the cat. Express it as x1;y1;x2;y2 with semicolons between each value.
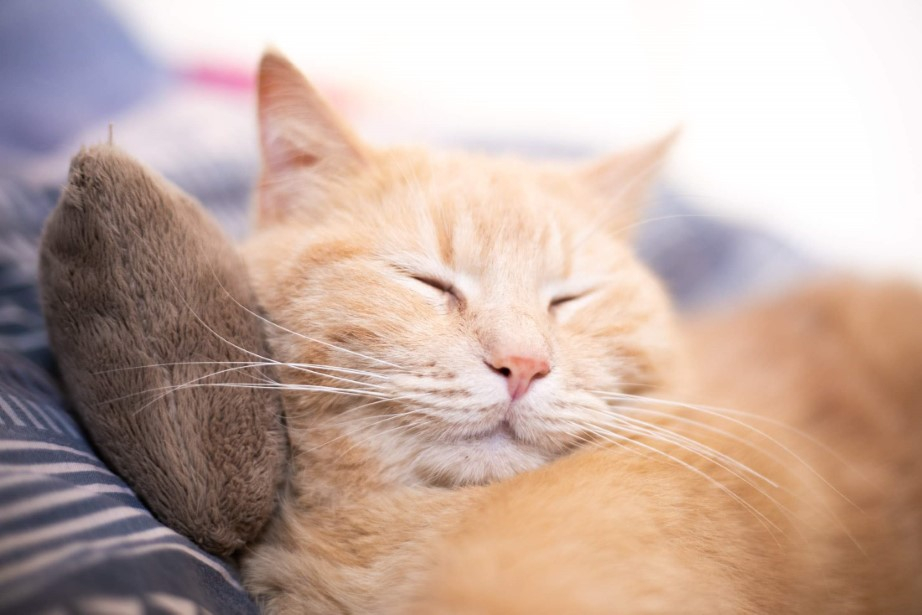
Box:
238;51;922;614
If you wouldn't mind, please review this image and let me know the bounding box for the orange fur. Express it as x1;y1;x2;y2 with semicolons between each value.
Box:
240;52;922;613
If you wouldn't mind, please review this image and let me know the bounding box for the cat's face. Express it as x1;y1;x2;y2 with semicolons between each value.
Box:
243;53;679;486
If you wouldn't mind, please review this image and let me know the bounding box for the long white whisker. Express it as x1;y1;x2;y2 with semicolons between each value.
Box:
604;411;779;488
299;406;428;456
94;360;389;381
98;363;279;415
563;418;784;540
206;269;406;370
594;390;862;510
613;404;791;469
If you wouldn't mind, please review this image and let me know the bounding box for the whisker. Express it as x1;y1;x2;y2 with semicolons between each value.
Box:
94;360;389;381
612;213;738;239
593;390;863;511
604;388;853;464
205;269;406;370
603;410;779;488
97;365;389;416
298;406;429;456
566;418;785;540
94;363;280;415
286;393;431;436
613;404;792;469
327;416;431;466
606;407;866;553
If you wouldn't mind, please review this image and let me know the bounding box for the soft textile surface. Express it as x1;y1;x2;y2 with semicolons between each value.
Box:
0;350;258;614
0;1;812;613
41;144;287;558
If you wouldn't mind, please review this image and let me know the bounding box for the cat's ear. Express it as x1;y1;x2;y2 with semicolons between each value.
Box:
581;128;680;237
256;50;369;226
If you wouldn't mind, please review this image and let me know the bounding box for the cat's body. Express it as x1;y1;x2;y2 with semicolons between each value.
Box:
239;53;922;613
408;280;922;614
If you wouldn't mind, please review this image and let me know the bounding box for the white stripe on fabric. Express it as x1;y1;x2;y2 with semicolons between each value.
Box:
0;373;80;436
76;596;144;615
4;395;44;429
0;471;134;496
33;403;81;437
0;505;148;555
0;396;25;427
0;461;115;476
41;405;80;437
0;527;173;585
0;330;49;352
0;473;42;489
21;400;62;434
82;483;136;496
147;593;202;615
58;414;82;438
0;440;99;461
0;487;98;523
0;304;42;327
1;539;243;608
105;541;243;589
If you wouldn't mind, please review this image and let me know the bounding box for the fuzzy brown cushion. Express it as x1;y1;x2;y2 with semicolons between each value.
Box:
39;144;287;557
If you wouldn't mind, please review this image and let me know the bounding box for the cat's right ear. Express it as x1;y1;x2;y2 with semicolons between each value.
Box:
256;50;369;227
580;129;680;239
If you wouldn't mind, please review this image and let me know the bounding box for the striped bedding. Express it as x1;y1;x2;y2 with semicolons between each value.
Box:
0;93;264;613
0;353;256;614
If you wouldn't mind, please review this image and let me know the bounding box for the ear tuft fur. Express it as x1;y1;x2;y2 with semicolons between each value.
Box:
582;128;681;236
257;50;369;226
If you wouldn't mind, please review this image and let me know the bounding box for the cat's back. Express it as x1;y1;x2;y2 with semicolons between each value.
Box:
685;277;922;425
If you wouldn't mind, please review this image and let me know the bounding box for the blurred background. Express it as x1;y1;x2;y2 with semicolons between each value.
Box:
2;0;920;302
106;0;922;279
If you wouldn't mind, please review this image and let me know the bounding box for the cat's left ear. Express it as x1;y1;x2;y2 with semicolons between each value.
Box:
581;128;680;235
256;50;370;227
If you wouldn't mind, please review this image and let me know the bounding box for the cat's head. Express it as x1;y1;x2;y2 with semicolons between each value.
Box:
243;52;680;487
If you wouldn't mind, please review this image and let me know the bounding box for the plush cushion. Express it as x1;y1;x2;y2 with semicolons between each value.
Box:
40;144;288;558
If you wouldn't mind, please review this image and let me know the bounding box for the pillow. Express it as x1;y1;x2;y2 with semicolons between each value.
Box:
39;144;288;557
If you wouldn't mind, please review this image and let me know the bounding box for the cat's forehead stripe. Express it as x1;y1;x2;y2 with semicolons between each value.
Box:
433;202;455;268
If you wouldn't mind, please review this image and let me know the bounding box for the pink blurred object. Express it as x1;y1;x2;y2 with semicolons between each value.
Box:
178;64;255;93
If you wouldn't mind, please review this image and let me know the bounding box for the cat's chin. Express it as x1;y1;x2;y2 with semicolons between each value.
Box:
412;433;551;487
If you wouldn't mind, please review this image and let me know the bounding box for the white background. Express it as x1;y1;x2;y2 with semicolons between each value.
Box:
108;0;921;278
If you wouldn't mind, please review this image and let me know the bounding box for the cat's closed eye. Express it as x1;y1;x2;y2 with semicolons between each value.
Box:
549;294;582;309
411;274;462;303
548;289;593;313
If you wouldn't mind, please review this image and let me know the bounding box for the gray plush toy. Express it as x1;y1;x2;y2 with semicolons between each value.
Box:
40;145;288;557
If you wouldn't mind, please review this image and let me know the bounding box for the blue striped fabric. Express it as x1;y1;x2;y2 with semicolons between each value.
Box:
0;352;258;614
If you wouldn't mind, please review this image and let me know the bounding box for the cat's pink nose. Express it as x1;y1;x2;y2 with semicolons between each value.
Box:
488;354;551;401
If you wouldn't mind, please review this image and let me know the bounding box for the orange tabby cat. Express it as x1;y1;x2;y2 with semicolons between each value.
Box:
240;52;922;614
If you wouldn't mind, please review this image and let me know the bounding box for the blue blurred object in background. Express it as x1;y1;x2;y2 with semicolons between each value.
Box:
0;0;167;161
